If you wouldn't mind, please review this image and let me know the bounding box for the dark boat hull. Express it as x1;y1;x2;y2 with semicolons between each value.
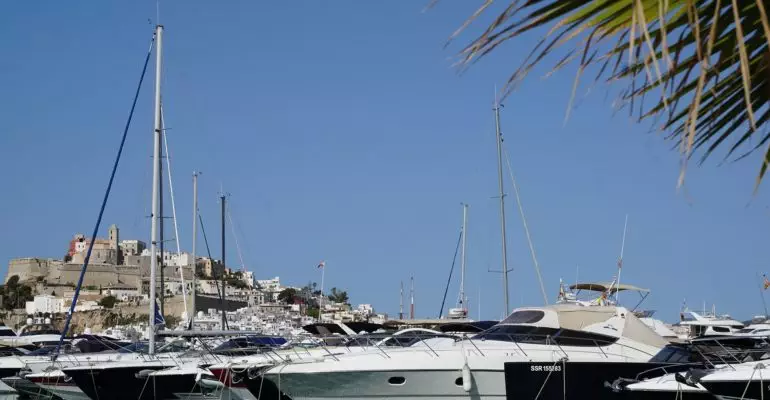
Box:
701;380;769;400
504;361;699;399
63;365;167;400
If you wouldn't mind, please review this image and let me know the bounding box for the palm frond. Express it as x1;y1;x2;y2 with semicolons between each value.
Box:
450;0;770;190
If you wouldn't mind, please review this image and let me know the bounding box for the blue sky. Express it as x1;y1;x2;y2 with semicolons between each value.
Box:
1;1;768;323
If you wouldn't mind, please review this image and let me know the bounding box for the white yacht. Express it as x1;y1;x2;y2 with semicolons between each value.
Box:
611;371;713;399
200;328;453;400
675;309;744;339
262;304;670;399
696;360;770;399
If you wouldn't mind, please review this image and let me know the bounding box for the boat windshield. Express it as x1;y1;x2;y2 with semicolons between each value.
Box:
26;345;70;356
0;346;27;356
118;342;149;353
0;328;16;337
473;325;618;346
19;325;60;336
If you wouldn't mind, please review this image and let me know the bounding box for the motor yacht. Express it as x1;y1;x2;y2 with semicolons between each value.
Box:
261;304;673;399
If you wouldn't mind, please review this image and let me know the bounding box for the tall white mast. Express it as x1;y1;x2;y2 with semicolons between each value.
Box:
190;171;199;327
149;24;163;355
494;95;510;315
459;203;468;310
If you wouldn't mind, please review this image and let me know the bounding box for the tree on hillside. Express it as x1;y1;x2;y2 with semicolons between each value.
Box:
328;287;349;305
1;275;33;310
277;288;298;304
98;296;118;309
445;0;770;189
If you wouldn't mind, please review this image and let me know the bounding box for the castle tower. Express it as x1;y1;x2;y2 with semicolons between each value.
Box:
108;224;119;251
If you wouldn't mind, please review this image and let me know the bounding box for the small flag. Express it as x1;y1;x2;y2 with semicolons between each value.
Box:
763;274;770;290
317;260;325;269
154;300;165;326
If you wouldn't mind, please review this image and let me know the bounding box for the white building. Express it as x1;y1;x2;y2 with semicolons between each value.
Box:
105;284;142;301
356;304;374;317
119;239;146;256
140;249;193;267
25;295;64;315
71;300;101;312
256;277;282;291
241;271;255;287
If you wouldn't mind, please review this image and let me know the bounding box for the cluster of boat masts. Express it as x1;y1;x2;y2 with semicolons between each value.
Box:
0;281;766;400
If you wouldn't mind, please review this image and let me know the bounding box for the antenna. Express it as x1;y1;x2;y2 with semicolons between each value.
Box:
458;203;468;310
410;275;415;320
399;281;404;320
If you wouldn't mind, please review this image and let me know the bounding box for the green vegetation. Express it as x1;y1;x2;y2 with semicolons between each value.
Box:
306;307;320;318
0;275;33;310
328;287;349;305
98;295;118;309
277;288;298;304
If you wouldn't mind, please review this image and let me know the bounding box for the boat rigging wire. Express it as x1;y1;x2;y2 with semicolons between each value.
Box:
502;146;548;305
54;31;156;359
438;230;463;318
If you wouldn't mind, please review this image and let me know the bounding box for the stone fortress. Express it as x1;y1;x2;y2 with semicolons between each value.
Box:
6;224;208;294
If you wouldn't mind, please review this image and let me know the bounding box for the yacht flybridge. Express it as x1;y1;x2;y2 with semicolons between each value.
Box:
261;304;676;399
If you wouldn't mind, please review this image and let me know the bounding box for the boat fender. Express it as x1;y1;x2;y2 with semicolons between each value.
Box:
462;363;472;392
199;378;225;390
135;369;155;379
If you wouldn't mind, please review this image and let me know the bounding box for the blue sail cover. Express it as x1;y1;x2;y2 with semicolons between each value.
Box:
154;300;165;326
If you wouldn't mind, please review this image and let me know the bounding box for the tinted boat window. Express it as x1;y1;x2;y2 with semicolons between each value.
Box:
650;346;691;363
474;325;617;346
500;310;545;324
0;329;16;337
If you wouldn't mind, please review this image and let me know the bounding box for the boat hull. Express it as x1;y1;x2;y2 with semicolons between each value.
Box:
63;365;167;400
1;376;56;400
265;361;691;400
39;383;89;400
701;380;769;400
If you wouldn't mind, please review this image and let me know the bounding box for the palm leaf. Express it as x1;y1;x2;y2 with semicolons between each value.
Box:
447;0;770;190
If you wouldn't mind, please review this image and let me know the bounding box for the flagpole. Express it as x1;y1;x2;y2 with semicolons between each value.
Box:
319;262;325;310
758;273;769;317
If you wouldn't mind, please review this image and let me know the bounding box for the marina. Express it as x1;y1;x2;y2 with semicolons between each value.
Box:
2;1;770;400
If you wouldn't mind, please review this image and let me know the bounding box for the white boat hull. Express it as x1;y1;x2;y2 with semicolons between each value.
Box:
268;369;505;400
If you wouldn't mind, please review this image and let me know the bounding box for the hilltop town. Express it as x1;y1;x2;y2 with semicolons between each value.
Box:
3;225;385;333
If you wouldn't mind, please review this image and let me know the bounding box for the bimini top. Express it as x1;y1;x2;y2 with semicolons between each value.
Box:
569;282;650;294
495;303;668;349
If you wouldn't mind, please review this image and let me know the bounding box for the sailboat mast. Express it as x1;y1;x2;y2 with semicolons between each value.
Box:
148;24;163;355
399;281;404;320
494;98;510;315
159;110;165;316
220;194;227;330
190;171;199;327
459;203;468;309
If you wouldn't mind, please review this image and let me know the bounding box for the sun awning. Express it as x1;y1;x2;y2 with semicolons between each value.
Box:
568;282;650;293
